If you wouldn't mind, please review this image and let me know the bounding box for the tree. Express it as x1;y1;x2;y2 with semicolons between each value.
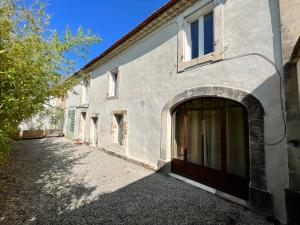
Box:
0;0;101;153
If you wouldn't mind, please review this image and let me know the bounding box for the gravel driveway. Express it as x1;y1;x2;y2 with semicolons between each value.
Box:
0;138;273;225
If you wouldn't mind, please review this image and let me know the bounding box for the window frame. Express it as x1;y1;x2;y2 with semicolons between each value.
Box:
107;68;120;99
114;114;124;145
178;1;224;72
188;11;214;59
111;110;128;151
184;3;215;62
80;79;90;105
185;7;214;61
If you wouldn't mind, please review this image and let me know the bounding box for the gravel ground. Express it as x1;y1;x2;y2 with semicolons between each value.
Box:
0;138;273;225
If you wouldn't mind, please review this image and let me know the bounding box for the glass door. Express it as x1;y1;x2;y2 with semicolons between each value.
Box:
187;110;222;171
172;98;249;200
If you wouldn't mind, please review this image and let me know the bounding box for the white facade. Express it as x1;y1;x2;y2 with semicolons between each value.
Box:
63;0;289;222
20;98;63;131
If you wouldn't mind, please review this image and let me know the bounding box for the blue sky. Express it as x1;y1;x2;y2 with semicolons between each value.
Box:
46;0;170;70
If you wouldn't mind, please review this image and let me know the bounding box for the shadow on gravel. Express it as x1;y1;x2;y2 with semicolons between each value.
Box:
0;138;272;225
36;173;272;225
0;138;96;225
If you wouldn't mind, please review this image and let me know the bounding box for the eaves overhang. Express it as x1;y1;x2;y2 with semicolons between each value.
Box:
74;0;197;75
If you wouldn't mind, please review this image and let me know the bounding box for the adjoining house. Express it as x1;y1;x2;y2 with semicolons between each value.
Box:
284;37;300;225
18;98;65;139
279;1;300;223
63;0;300;223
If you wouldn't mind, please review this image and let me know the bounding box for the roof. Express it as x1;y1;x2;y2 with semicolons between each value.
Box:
76;0;195;74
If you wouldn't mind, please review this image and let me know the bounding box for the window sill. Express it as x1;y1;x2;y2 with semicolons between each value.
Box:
178;51;223;72
77;103;89;108
107;95;118;100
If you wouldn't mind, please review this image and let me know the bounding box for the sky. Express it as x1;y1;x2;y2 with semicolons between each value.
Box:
45;0;170;70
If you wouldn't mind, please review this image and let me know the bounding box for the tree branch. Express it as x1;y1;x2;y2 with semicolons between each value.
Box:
0;49;8;55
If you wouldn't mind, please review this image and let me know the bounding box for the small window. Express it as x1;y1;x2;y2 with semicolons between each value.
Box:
114;114;124;145
189;11;214;60
108;69;119;98
90;117;98;146
81;79;90;104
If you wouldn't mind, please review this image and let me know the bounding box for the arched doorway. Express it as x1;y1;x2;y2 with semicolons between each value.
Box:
171;97;250;200
160;87;272;215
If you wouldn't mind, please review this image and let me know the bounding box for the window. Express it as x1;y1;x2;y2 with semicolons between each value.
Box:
90;116;98;146
111;111;127;149
113;114;124;145
79;112;87;141
178;2;223;71
68;110;75;133
81;79;89;104
189;11;214;60
108;69;119;98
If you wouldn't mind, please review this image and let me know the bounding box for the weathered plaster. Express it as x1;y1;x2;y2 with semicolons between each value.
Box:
279;0;300;65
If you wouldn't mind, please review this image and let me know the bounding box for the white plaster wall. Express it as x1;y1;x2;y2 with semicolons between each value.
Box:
65;85;81;107
20;98;59;131
279;0;300;64
64;0;288;222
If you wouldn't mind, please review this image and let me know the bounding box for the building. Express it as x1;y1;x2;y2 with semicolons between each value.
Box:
63;0;300;223
19;97;64;139
279;0;300;223
284;37;300;225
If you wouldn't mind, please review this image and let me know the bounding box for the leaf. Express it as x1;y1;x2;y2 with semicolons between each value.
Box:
0;0;101;153
0;49;8;54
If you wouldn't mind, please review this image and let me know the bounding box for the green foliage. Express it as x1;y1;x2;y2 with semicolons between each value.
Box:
49;107;64;129
38;102;65;129
0;0;101;153
0;129;14;161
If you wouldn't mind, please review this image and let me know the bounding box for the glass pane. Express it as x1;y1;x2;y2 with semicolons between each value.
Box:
204;11;214;54
174;110;185;160
226;107;249;178
116;115;123;145
191;19;199;59
187;111;203;165
113;74;118;96
203;110;221;170
111;74;117;96
93;118;98;145
187;110;221;170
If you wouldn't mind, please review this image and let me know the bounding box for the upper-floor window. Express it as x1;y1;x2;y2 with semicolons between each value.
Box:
81;79;90;104
108;69;119;98
178;1;223;72
186;10;214;61
190;11;214;59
